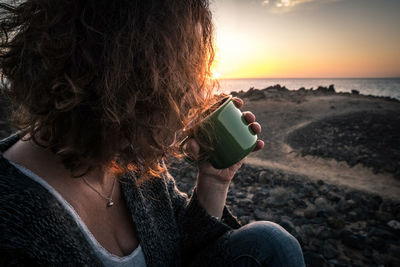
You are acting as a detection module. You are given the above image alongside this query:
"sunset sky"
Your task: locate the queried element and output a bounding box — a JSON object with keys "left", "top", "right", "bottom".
{"left": 210, "top": 0, "right": 400, "bottom": 79}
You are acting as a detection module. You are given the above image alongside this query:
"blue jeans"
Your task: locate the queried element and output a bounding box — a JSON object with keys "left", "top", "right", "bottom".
{"left": 226, "top": 221, "right": 305, "bottom": 267}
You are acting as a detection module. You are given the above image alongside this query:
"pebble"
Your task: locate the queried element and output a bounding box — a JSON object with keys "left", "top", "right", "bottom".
{"left": 376, "top": 211, "right": 393, "bottom": 222}
{"left": 347, "top": 211, "right": 359, "bottom": 221}
{"left": 369, "top": 237, "right": 389, "bottom": 253}
{"left": 304, "top": 207, "right": 317, "bottom": 219}
{"left": 316, "top": 227, "right": 335, "bottom": 240}
{"left": 257, "top": 170, "right": 269, "bottom": 184}
{"left": 322, "top": 241, "right": 339, "bottom": 259}
{"left": 387, "top": 220, "right": 400, "bottom": 230}
{"left": 392, "top": 247, "right": 400, "bottom": 259}
{"left": 370, "top": 227, "right": 395, "bottom": 240}
{"left": 327, "top": 217, "right": 345, "bottom": 230}
{"left": 253, "top": 209, "right": 275, "bottom": 221}
{"left": 303, "top": 251, "right": 326, "bottom": 266}
{"left": 280, "top": 217, "right": 296, "bottom": 234}
{"left": 373, "top": 251, "right": 388, "bottom": 265}
{"left": 340, "top": 230, "right": 366, "bottom": 250}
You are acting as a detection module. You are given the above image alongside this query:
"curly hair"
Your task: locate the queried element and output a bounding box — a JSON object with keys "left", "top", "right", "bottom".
{"left": 0, "top": 0, "right": 217, "bottom": 180}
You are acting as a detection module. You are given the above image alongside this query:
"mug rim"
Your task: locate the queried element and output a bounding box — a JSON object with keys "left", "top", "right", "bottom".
{"left": 182, "top": 94, "right": 233, "bottom": 132}
{"left": 202, "top": 94, "right": 233, "bottom": 123}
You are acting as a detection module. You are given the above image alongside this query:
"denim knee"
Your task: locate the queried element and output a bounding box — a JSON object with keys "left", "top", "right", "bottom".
{"left": 227, "top": 221, "right": 305, "bottom": 267}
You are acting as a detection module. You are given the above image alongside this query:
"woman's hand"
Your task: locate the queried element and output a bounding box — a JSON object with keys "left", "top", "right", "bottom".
{"left": 186, "top": 97, "right": 264, "bottom": 184}
{"left": 185, "top": 97, "right": 264, "bottom": 218}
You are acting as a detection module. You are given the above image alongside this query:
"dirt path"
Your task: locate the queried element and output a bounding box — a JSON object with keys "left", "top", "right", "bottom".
{"left": 241, "top": 93, "right": 400, "bottom": 200}
{"left": 245, "top": 155, "right": 400, "bottom": 201}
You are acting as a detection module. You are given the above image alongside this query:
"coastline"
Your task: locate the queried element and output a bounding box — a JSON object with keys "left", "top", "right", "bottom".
{"left": 220, "top": 78, "right": 400, "bottom": 101}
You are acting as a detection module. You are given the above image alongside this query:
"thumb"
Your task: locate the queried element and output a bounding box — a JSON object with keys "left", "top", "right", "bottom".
{"left": 185, "top": 138, "right": 201, "bottom": 159}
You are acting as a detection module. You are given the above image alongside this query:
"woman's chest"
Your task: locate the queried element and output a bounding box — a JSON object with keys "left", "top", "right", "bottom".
{"left": 72, "top": 194, "right": 140, "bottom": 257}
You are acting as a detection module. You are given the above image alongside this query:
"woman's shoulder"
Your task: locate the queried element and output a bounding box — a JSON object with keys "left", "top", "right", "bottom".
{"left": 0, "top": 153, "right": 42, "bottom": 198}
{"left": 0, "top": 155, "right": 58, "bottom": 221}
{"left": 0, "top": 133, "right": 55, "bottom": 205}
{"left": 0, "top": 155, "right": 100, "bottom": 265}
{"left": 0, "top": 148, "right": 69, "bottom": 229}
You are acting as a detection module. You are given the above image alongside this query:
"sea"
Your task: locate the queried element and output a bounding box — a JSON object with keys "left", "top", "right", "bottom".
{"left": 218, "top": 78, "right": 400, "bottom": 101}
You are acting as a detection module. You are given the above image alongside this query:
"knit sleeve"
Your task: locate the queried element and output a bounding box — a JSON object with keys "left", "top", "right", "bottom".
{"left": 163, "top": 171, "right": 241, "bottom": 263}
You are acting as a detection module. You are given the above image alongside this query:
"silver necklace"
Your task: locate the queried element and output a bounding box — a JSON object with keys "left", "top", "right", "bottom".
{"left": 82, "top": 177, "right": 116, "bottom": 208}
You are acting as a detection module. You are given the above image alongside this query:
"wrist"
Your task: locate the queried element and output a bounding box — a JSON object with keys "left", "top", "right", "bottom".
{"left": 195, "top": 176, "right": 230, "bottom": 218}
{"left": 197, "top": 174, "right": 231, "bottom": 191}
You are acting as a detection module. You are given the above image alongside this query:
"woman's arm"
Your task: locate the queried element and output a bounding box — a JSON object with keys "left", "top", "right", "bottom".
{"left": 189, "top": 97, "right": 264, "bottom": 219}
{"left": 195, "top": 176, "right": 229, "bottom": 219}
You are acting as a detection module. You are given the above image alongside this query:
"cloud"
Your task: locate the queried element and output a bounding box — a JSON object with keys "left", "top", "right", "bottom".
{"left": 262, "top": 0, "right": 342, "bottom": 13}
{"left": 262, "top": 0, "right": 270, "bottom": 6}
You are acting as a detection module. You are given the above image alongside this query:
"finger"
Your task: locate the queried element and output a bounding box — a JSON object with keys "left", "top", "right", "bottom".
{"left": 242, "top": 111, "right": 256, "bottom": 124}
{"left": 231, "top": 158, "right": 246, "bottom": 169}
{"left": 252, "top": 140, "right": 264, "bottom": 152}
{"left": 250, "top": 122, "right": 262, "bottom": 134}
{"left": 232, "top": 97, "right": 243, "bottom": 108}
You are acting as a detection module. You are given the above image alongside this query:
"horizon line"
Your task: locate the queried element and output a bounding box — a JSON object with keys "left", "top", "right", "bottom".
{"left": 218, "top": 76, "right": 400, "bottom": 80}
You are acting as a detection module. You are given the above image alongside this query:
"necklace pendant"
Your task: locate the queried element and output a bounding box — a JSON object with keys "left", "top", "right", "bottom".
{"left": 107, "top": 200, "right": 114, "bottom": 207}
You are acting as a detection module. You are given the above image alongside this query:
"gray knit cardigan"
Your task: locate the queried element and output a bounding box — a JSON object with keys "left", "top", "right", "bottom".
{"left": 0, "top": 134, "right": 241, "bottom": 266}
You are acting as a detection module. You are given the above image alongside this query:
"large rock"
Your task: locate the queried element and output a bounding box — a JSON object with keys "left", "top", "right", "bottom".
{"left": 369, "top": 227, "right": 395, "bottom": 240}
{"left": 243, "top": 87, "right": 266, "bottom": 101}
{"left": 314, "top": 84, "right": 336, "bottom": 94}
{"left": 340, "top": 230, "right": 366, "bottom": 250}
{"left": 304, "top": 251, "right": 326, "bottom": 266}
{"left": 280, "top": 216, "right": 296, "bottom": 234}
{"left": 322, "top": 241, "right": 339, "bottom": 259}
{"left": 316, "top": 226, "right": 336, "bottom": 240}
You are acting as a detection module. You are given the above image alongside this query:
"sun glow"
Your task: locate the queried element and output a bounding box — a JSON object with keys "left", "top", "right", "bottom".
{"left": 211, "top": 70, "right": 221, "bottom": 80}
{"left": 212, "top": 27, "right": 273, "bottom": 79}
{"left": 210, "top": 0, "right": 400, "bottom": 79}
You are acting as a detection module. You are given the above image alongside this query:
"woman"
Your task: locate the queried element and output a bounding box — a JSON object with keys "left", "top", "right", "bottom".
{"left": 0, "top": 0, "right": 305, "bottom": 266}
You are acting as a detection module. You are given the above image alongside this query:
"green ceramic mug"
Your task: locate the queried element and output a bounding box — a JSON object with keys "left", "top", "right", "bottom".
{"left": 182, "top": 95, "right": 257, "bottom": 169}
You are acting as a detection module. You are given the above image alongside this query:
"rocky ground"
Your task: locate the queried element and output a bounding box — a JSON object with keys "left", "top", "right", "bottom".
{"left": 233, "top": 85, "right": 400, "bottom": 200}
{"left": 1, "top": 87, "right": 400, "bottom": 266}
{"left": 168, "top": 160, "right": 400, "bottom": 267}
{"left": 286, "top": 110, "right": 400, "bottom": 179}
